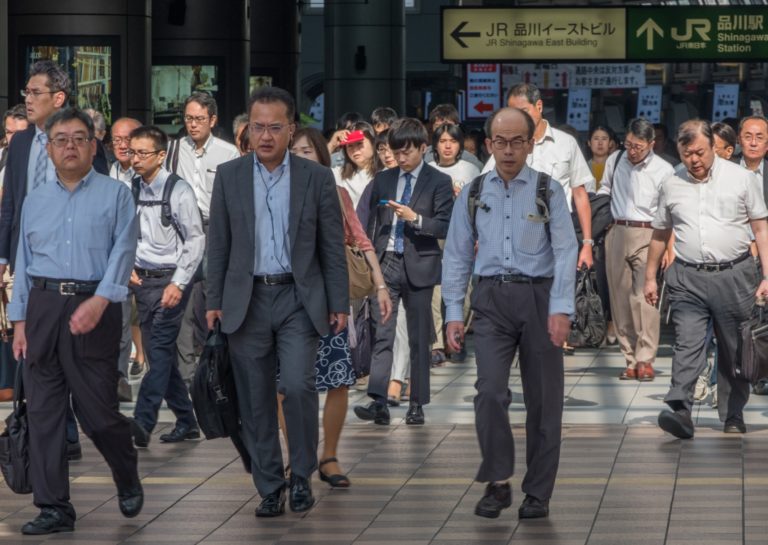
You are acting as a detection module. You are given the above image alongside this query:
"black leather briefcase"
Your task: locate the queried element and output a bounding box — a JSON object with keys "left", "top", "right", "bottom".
{"left": 735, "top": 304, "right": 768, "bottom": 385}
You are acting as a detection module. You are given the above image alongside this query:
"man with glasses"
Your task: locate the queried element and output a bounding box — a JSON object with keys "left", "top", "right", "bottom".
{"left": 8, "top": 108, "right": 142, "bottom": 535}
{"left": 598, "top": 118, "right": 674, "bottom": 382}
{"left": 168, "top": 92, "right": 238, "bottom": 384}
{"left": 443, "top": 108, "right": 576, "bottom": 520}
{"left": 206, "top": 86, "right": 348, "bottom": 517}
{"left": 353, "top": 117, "right": 454, "bottom": 426}
{"left": 109, "top": 117, "right": 142, "bottom": 185}
{"left": 126, "top": 125, "right": 204, "bottom": 448}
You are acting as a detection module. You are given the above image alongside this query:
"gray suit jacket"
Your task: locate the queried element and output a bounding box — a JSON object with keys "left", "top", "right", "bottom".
{"left": 206, "top": 153, "right": 349, "bottom": 336}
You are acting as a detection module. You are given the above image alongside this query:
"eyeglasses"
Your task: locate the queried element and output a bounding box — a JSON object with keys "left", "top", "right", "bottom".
{"left": 50, "top": 135, "right": 91, "bottom": 148}
{"left": 183, "top": 115, "right": 210, "bottom": 124}
{"left": 21, "top": 88, "right": 56, "bottom": 99}
{"left": 127, "top": 150, "right": 161, "bottom": 160}
{"left": 623, "top": 140, "right": 650, "bottom": 152}
{"left": 249, "top": 123, "right": 289, "bottom": 136}
{"left": 490, "top": 137, "right": 529, "bottom": 151}
{"left": 111, "top": 136, "right": 131, "bottom": 145}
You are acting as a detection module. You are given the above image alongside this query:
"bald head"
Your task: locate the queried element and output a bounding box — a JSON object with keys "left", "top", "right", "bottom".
{"left": 485, "top": 107, "right": 535, "bottom": 181}
{"left": 485, "top": 107, "right": 535, "bottom": 140}
{"left": 112, "top": 117, "right": 142, "bottom": 167}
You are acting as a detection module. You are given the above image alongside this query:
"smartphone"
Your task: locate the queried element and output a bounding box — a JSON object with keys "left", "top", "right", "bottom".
{"left": 379, "top": 200, "right": 402, "bottom": 206}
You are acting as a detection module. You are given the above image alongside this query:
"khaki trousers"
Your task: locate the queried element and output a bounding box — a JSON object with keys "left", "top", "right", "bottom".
{"left": 605, "top": 224, "right": 660, "bottom": 367}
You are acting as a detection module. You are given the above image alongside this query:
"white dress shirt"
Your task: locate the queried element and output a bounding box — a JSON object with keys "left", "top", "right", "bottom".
{"left": 109, "top": 161, "right": 135, "bottom": 187}
{"left": 482, "top": 121, "right": 595, "bottom": 210}
{"left": 598, "top": 150, "right": 674, "bottom": 222}
{"left": 653, "top": 156, "right": 768, "bottom": 263}
{"left": 386, "top": 161, "right": 425, "bottom": 252}
{"left": 740, "top": 157, "right": 765, "bottom": 200}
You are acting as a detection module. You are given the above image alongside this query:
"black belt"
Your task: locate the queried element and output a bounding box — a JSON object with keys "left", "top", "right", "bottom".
{"left": 31, "top": 277, "right": 99, "bottom": 295}
{"left": 613, "top": 219, "right": 653, "bottom": 229}
{"left": 254, "top": 273, "right": 294, "bottom": 285}
{"left": 135, "top": 267, "right": 176, "bottom": 278}
{"left": 479, "top": 274, "right": 551, "bottom": 284}
{"left": 675, "top": 252, "right": 751, "bottom": 272}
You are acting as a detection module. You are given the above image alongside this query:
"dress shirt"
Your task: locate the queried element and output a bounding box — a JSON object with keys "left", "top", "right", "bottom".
{"left": 253, "top": 151, "right": 292, "bottom": 275}
{"left": 135, "top": 168, "right": 205, "bottom": 286}
{"left": 740, "top": 157, "right": 765, "bottom": 200}
{"left": 386, "top": 161, "right": 425, "bottom": 252}
{"left": 26, "top": 126, "right": 56, "bottom": 194}
{"left": 481, "top": 121, "right": 595, "bottom": 210}
{"left": 8, "top": 169, "right": 138, "bottom": 321}
{"left": 109, "top": 161, "right": 135, "bottom": 187}
{"left": 174, "top": 134, "right": 239, "bottom": 220}
{"left": 598, "top": 150, "right": 674, "bottom": 222}
{"left": 653, "top": 156, "right": 768, "bottom": 263}
{"left": 333, "top": 167, "right": 373, "bottom": 209}
{"left": 442, "top": 165, "right": 578, "bottom": 321}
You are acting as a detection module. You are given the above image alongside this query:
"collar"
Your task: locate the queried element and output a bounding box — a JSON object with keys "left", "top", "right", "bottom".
{"left": 740, "top": 156, "right": 765, "bottom": 177}
{"left": 399, "top": 160, "right": 424, "bottom": 181}
{"left": 254, "top": 150, "right": 290, "bottom": 177}
{"left": 34, "top": 125, "right": 46, "bottom": 142}
{"left": 490, "top": 164, "right": 533, "bottom": 185}
{"left": 116, "top": 162, "right": 133, "bottom": 174}
{"left": 56, "top": 168, "right": 95, "bottom": 191}
{"left": 184, "top": 134, "right": 213, "bottom": 157}
{"left": 141, "top": 167, "right": 170, "bottom": 195}
{"left": 628, "top": 149, "right": 655, "bottom": 170}
{"left": 535, "top": 120, "right": 555, "bottom": 145}
{"left": 686, "top": 156, "right": 718, "bottom": 184}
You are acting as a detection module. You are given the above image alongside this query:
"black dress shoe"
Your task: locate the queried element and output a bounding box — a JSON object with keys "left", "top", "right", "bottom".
{"left": 518, "top": 494, "right": 549, "bottom": 519}
{"left": 256, "top": 486, "right": 286, "bottom": 517}
{"left": 405, "top": 404, "right": 425, "bottom": 425}
{"left": 118, "top": 484, "right": 144, "bottom": 518}
{"left": 658, "top": 409, "right": 694, "bottom": 439}
{"left": 66, "top": 440, "right": 82, "bottom": 461}
{"left": 724, "top": 418, "right": 747, "bottom": 434}
{"left": 21, "top": 508, "right": 74, "bottom": 535}
{"left": 288, "top": 474, "right": 315, "bottom": 512}
{"left": 353, "top": 401, "right": 390, "bottom": 425}
{"left": 130, "top": 418, "right": 151, "bottom": 448}
{"left": 753, "top": 379, "right": 768, "bottom": 395}
{"left": 159, "top": 424, "right": 201, "bottom": 443}
{"left": 475, "top": 482, "right": 512, "bottom": 518}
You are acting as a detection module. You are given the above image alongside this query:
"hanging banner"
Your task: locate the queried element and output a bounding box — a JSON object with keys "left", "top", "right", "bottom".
{"left": 566, "top": 88, "right": 591, "bottom": 132}
{"left": 466, "top": 63, "right": 501, "bottom": 119}
{"left": 501, "top": 63, "right": 644, "bottom": 91}
{"left": 712, "top": 83, "right": 739, "bottom": 121}
{"left": 637, "top": 86, "right": 663, "bottom": 124}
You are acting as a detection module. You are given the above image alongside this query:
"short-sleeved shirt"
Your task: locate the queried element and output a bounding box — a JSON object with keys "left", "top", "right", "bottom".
{"left": 652, "top": 156, "right": 768, "bottom": 263}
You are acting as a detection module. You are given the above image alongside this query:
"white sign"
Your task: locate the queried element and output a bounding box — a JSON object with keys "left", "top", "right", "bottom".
{"left": 566, "top": 88, "right": 591, "bottom": 132}
{"left": 501, "top": 63, "right": 645, "bottom": 91}
{"left": 637, "top": 86, "right": 663, "bottom": 124}
{"left": 712, "top": 83, "right": 739, "bottom": 122}
{"left": 466, "top": 63, "right": 501, "bottom": 118}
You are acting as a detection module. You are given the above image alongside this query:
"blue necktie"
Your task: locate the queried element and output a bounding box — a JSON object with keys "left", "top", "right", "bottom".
{"left": 394, "top": 172, "right": 413, "bottom": 254}
{"left": 33, "top": 133, "right": 48, "bottom": 190}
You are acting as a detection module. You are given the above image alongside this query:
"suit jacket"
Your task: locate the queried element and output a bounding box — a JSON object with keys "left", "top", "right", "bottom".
{"left": 0, "top": 125, "right": 109, "bottom": 270}
{"left": 206, "top": 153, "right": 349, "bottom": 336}
{"left": 366, "top": 162, "right": 454, "bottom": 288}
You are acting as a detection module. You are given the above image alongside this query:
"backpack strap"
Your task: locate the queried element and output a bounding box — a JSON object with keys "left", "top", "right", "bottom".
{"left": 162, "top": 174, "right": 185, "bottom": 243}
{"left": 535, "top": 171, "right": 552, "bottom": 243}
{"left": 466, "top": 174, "right": 485, "bottom": 241}
{"left": 165, "top": 139, "right": 181, "bottom": 174}
{"left": 130, "top": 175, "right": 141, "bottom": 205}
{"left": 610, "top": 149, "right": 625, "bottom": 186}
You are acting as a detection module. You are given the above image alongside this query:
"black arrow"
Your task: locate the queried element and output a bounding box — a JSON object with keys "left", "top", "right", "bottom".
{"left": 451, "top": 21, "right": 480, "bottom": 48}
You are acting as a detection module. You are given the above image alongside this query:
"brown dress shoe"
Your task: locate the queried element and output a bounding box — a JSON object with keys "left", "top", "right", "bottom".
{"left": 619, "top": 367, "right": 637, "bottom": 380}
{"left": 636, "top": 362, "right": 655, "bottom": 382}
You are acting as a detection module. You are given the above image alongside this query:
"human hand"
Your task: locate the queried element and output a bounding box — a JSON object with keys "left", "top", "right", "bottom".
{"left": 388, "top": 201, "right": 417, "bottom": 222}
{"left": 446, "top": 321, "right": 465, "bottom": 353}
{"left": 329, "top": 312, "right": 348, "bottom": 334}
{"left": 161, "top": 283, "right": 182, "bottom": 308}
{"left": 12, "top": 321, "right": 26, "bottom": 360}
{"left": 70, "top": 295, "right": 109, "bottom": 335}
{"left": 577, "top": 245, "right": 594, "bottom": 269}
{"left": 644, "top": 278, "right": 659, "bottom": 307}
{"left": 548, "top": 314, "right": 571, "bottom": 347}
{"left": 206, "top": 310, "right": 223, "bottom": 330}
{"left": 376, "top": 288, "right": 392, "bottom": 324}
{"left": 129, "top": 269, "right": 142, "bottom": 286}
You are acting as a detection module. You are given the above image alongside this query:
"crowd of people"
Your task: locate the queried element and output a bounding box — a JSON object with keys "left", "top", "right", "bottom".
{"left": 1, "top": 58, "right": 767, "bottom": 534}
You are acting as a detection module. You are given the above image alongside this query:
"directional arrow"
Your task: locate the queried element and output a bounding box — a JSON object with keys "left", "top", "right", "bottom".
{"left": 473, "top": 101, "right": 494, "bottom": 114}
{"left": 451, "top": 21, "right": 481, "bottom": 49}
{"left": 636, "top": 18, "right": 664, "bottom": 50}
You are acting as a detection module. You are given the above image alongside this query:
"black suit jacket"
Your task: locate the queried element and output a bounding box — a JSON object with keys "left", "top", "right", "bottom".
{"left": 0, "top": 125, "right": 109, "bottom": 270}
{"left": 206, "top": 153, "right": 349, "bottom": 336}
{"left": 366, "top": 163, "right": 454, "bottom": 288}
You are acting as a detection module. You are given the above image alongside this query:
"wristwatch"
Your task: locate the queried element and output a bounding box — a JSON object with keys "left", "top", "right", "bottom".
{"left": 582, "top": 239, "right": 595, "bottom": 246}
{"left": 172, "top": 281, "right": 186, "bottom": 291}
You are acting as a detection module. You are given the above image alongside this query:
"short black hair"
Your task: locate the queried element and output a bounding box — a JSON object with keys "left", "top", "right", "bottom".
{"left": 129, "top": 125, "right": 169, "bottom": 152}
{"left": 428, "top": 104, "right": 460, "bottom": 127}
{"left": 431, "top": 123, "right": 464, "bottom": 163}
{"left": 335, "top": 111, "right": 364, "bottom": 131}
{"left": 653, "top": 123, "right": 669, "bottom": 139}
{"left": 185, "top": 91, "right": 218, "bottom": 118}
{"left": 711, "top": 121, "right": 737, "bottom": 149}
{"left": 627, "top": 118, "right": 655, "bottom": 142}
{"left": 3, "top": 104, "right": 27, "bottom": 125}
{"left": 246, "top": 86, "right": 296, "bottom": 122}
{"left": 28, "top": 60, "right": 71, "bottom": 99}
{"left": 375, "top": 128, "right": 390, "bottom": 150}
{"left": 388, "top": 117, "right": 429, "bottom": 151}
{"left": 45, "top": 108, "right": 95, "bottom": 140}
{"left": 504, "top": 83, "right": 541, "bottom": 107}
{"left": 370, "top": 107, "right": 398, "bottom": 127}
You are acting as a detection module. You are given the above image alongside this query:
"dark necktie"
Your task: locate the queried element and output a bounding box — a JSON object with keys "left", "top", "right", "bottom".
{"left": 394, "top": 172, "right": 413, "bottom": 254}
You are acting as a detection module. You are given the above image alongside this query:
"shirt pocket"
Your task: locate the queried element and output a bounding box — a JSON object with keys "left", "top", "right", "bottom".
{"left": 82, "top": 212, "right": 113, "bottom": 249}
{"left": 517, "top": 212, "right": 549, "bottom": 255}
{"left": 634, "top": 179, "right": 659, "bottom": 212}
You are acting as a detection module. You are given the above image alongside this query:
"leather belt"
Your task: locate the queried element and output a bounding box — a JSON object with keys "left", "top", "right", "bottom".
{"left": 254, "top": 273, "right": 294, "bottom": 285}
{"left": 135, "top": 267, "right": 175, "bottom": 278}
{"left": 479, "top": 274, "right": 551, "bottom": 284}
{"left": 675, "top": 252, "right": 751, "bottom": 272}
{"left": 613, "top": 219, "right": 653, "bottom": 229}
{"left": 31, "top": 277, "right": 99, "bottom": 296}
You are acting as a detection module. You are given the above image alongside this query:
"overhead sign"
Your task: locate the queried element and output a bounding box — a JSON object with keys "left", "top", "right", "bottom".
{"left": 466, "top": 63, "right": 501, "bottom": 119}
{"left": 501, "top": 64, "right": 644, "bottom": 91}
{"left": 443, "top": 7, "right": 768, "bottom": 62}
{"left": 627, "top": 8, "right": 768, "bottom": 60}
{"left": 442, "top": 8, "right": 626, "bottom": 62}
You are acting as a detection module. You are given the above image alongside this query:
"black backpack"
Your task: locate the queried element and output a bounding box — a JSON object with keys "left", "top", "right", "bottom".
{"left": 131, "top": 173, "right": 186, "bottom": 243}
{"left": 567, "top": 268, "right": 607, "bottom": 348}
{"left": 467, "top": 171, "right": 552, "bottom": 241}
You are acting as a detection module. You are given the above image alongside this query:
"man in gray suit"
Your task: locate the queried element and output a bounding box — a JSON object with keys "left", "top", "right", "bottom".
{"left": 206, "top": 87, "right": 348, "bottom": 517}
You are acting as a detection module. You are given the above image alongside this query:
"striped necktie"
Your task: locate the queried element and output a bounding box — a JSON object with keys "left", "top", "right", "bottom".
{"left": 33, "top": 132, "right": 48, "bottom": 190}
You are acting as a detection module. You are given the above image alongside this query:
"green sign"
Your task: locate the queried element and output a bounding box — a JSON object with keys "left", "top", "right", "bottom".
{"left": 627, "top": 7, "right": 768, "bottom": 60}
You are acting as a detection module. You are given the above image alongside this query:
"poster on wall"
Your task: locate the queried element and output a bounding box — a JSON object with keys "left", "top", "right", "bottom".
{"left": 466, "top": 64, "right": 501, "bottom": 119}
{"left": 712, "top": 84, "right": 739, "bottom": 122}
{"left": 25, "top": 45, "right": 114, "bottom": 124}
{"left": 566, "top": 88, "right": 591, "bottom": 132}
{"left": 151, "top": 65, "right": 219, "bottom": 135}
{"left": 637, "top": 86, "right": 663, "bottom": 124}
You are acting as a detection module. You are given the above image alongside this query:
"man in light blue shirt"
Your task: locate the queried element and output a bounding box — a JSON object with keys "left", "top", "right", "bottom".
{"left": 442, "top": 107, "right": 577, "bottom": 521}
{"left": 9, "top": 109, "right": 142, "bottom": 535}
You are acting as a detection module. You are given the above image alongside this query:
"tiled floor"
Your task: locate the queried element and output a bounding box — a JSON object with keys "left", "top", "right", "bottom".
{"left": 1, "top": 338, "right": 767, "bottom": 544}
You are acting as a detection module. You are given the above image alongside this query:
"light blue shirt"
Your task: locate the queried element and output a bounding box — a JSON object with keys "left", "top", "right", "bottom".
{"left": 253, "top": 151, "right": 291, "bottom": 275}
{"left": 26, "top": 126, "right": 56, "bottom": 195}
{"left": 8, "top": 169, "right": 138, "bottom": 321}
{"left": 442, "top": 165, "right": 577, "bottom": 322}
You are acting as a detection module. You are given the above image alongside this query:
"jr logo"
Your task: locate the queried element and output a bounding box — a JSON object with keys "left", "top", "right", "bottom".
{"left": 671, "top": 19, "right": 711, "bottom": 41}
